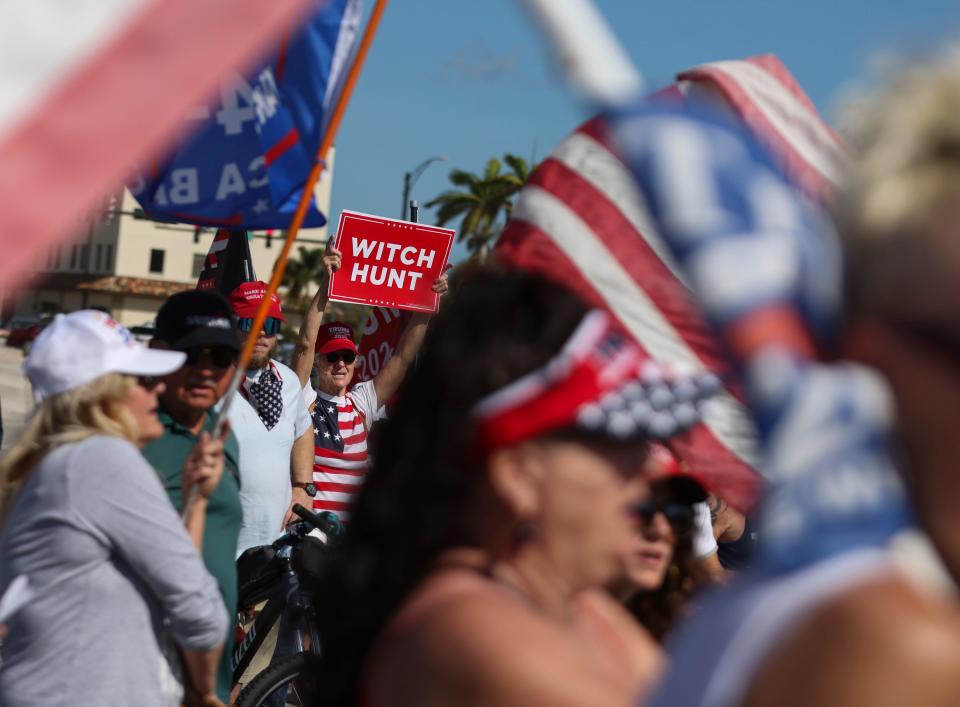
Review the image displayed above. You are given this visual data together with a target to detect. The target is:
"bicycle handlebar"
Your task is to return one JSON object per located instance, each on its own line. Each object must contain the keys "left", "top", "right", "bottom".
{"left": 291, "top": 504, "right": 344, "bottom": 538}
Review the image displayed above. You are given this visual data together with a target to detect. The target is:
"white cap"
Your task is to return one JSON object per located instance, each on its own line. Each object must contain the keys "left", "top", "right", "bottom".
{"left": 23, "top": 310, "right": 187, "bottom": 401}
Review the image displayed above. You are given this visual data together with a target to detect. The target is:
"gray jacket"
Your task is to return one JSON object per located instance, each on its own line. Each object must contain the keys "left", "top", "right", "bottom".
{"left": 0, "top": 435, "right": 227, "bottom": 707}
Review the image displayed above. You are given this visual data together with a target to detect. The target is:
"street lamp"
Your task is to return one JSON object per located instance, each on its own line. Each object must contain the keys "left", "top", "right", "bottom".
{"left": 402, "top": 155, "right": 447, "bottom": 221}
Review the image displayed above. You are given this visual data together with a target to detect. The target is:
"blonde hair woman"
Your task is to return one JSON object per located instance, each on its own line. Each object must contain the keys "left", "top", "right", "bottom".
{"left": 0, "top": 311, "right": 229, "bottom": 707}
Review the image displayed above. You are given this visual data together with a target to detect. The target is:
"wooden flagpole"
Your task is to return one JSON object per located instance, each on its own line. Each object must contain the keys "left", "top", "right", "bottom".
{"left": 183, "top": 0, "right": 390, "bottom": 518}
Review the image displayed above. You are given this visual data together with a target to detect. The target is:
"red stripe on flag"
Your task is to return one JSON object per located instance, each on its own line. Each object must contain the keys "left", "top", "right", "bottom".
{"left": 314, "top": 448, "right": 368, "bottom": 462}
{"left": 316, "top": 481, "right": 363, "bottom": 494}
{"left": 677, "top": 55, "right": 846, "bottom": 201}
{"left": 341, "top": 432, "right": 366, "bottom": 447}
{"left": 339, "top": 417, "right": 363, "bottom": 431}
{"left": 314, "top": 463, "right": 367, "bottom": 475}
{"left": 314, "top": 500, "right": 353, "bottom": 511}
{"left": 264, "top": 127, "right": 300, "bottom": 166}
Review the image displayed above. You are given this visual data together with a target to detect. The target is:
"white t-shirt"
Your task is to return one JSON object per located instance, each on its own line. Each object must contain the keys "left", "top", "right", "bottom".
{"left": 228, "top": 360, "right": 312, "bottom": 556}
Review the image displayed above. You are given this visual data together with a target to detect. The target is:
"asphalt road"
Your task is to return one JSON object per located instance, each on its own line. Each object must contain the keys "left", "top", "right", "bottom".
{"left": 0, "top": 343, "right": 33, "bottom": 451}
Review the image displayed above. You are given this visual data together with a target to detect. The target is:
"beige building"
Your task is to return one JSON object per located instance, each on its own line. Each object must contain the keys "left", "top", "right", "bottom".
{"left": 12, "top": 151, "right": 335, "bottom": 327}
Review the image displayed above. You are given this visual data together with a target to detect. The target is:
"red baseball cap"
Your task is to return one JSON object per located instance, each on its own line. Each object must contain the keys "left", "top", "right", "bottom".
{"left": 229, "top": 281, "right": 286, "bottom": 322}
{"left": 317, "top": 321, "right": 358, "bottom": 355}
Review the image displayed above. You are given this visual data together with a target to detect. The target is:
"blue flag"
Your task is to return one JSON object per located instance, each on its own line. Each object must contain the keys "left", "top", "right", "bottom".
{"left": 607, "top": 103, "right": 912, "bottom": 573}
{"left": 130, "top": 0, "right": 361, "bottom": 229}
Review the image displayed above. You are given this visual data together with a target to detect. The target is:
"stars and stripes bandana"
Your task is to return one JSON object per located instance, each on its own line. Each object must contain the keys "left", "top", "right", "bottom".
{"left": 249, "top": 367, "right": 283, "bottom": 430}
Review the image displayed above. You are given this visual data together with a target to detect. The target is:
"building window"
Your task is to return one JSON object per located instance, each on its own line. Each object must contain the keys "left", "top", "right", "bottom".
{"left": 104, "top": 245, "right": 114, "bottom": 272}
{"left": 70, "top": 245, "right": 78, "bottom": 270}
{"left": 95, "top": 244, "right": 103, "bottom": 272}
{"left": 80, "top": 245, "right": 89, "bottom": 272}
{"left": 192, "top": 253, "right": 206, "bottom": 279}
{"left": 149, "top": 249, "right": 165, "bottom": 274}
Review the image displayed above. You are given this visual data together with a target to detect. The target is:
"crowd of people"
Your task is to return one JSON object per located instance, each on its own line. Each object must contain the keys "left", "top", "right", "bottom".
{"left": 1, "top": 43, "right": 960, "bottom": 707}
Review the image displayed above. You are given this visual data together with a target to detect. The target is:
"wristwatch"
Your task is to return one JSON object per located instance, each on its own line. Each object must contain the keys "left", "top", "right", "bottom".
{"left": 293, "top": 481, "right": 318, "bottom": 497}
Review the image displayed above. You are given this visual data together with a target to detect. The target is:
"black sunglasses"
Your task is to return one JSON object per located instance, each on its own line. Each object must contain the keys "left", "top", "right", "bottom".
{"left": 324, "top": 351, "right": 357, "bottom": 364}
{"left": 137, "top": 375, "right": 161, "bottom": 390}
{"left": 631, "top": 500, "right": 695, "bottom": 526}
{"left": 238, "top": 316, "right": 283, "bottom": 336}
{"left": 184, "top": 345, "right": 237, "bottom": 368}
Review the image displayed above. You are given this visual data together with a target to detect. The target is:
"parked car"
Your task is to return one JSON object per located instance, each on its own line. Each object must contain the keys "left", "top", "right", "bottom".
{"left": 5, "top": 318, "right": 47, "bottom": 350}
{"left": 1, "top": 317, "right": 36, "bottom": 338}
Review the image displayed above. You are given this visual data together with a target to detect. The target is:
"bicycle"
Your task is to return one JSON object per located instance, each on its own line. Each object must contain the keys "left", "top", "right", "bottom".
{"left": 232, "top": 504, "right": 342, "bottom": 707}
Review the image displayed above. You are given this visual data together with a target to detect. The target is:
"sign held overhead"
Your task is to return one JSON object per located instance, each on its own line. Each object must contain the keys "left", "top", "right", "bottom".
{"left": 328, "top": 210, "right": 455, "bottom": 313}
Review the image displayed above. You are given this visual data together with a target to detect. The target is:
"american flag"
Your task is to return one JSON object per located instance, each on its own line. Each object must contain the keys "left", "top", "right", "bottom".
{"left": 196, "top": 228, "right": 256, "bottom": 296}
{"left": 494, "top": 55, "right": 847, "bottom": 511}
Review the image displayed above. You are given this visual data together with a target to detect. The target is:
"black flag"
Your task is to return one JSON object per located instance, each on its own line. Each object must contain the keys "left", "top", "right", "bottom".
{"left": 196, "top": 228, "right": 256, "bottom": 297}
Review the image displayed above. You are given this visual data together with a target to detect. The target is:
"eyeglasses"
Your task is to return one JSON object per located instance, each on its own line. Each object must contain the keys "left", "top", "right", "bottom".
{"left": 324, "top": 350, "right": 357, "bottom": 364}
{"left": 238, "top": 317, "right": 283, "bottom": 336}
{"left": 631, "top": 500, "right": 695, "bottom": 526}
{"left": 137, "top": 375, "right": 161, "bottom": 390}
{"left": 324, "top": 351, "right": 356, "bottom": 364}
{"left": 184, "top": 346, "right": 237, "bottom": 369}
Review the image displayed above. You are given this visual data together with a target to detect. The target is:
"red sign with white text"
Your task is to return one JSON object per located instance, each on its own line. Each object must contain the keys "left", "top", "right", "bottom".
{"left": 328, "top": 210, "right": 455, "bottom": 313}
{"left": 355, "top": 307, "right": 411, "bottom": 383}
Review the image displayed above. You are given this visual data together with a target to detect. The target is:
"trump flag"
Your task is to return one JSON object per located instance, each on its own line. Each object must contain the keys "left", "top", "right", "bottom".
{"left": 131, "top": 0, "right": 362, "bottom": 229}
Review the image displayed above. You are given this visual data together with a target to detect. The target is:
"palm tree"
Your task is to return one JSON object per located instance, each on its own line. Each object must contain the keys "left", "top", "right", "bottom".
{"left": 281, "top": 245, "right": 328, "bottom": 310}
{"left": 425, "top": 153, "right": 534, "bottom": 259}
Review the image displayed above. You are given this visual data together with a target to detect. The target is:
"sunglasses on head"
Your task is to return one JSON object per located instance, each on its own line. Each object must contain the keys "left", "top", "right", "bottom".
{"left": 184, "top": 345, "right": 237, "bottom": 368}
{"left": 631, "top": 500, "right": 695, "bottom": 526}
{"left": 324, "top": 351, "right": 356, "bottom": 364}
{"left": 238, "top": 317, "right": 283, "bottom": 336}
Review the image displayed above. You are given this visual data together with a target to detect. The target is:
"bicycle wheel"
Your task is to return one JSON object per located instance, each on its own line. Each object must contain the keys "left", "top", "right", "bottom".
{"left": 235, "top": 651, "right": 322, "bottom": 707}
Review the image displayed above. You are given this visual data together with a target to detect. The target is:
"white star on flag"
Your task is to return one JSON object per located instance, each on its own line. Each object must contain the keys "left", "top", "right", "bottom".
{"left": 334, "top": 435, "right": 341, "bottom": 441}
{"left": 252, "top": 198, "right": 270, "bottom": 214}
{"left": 326, "top": 406, "right": 335, "bottom": 413}
{"left": 323, "top": 431, "right": 331, "bottom": 439}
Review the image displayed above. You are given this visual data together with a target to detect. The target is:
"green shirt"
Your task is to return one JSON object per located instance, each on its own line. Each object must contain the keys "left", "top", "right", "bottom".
{"left": 141, "top": 406, "right": 242, "bottom": 702}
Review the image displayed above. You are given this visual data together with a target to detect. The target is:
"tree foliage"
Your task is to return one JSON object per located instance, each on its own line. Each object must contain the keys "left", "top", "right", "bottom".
{"left": 425, "top": 153, "right": 535, "bottom": 258}
{"left": 280, "top": 245, "right": 328, "bottom": 309}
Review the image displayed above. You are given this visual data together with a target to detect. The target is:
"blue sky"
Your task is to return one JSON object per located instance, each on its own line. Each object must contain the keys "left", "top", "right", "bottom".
{"left": 328, "top": 0, "right": 960, "bottom": 262}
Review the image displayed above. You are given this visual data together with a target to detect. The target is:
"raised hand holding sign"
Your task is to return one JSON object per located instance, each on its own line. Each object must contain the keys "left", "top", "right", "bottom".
{"left": 327, "top": 210, "right": 454, "bottom": 313}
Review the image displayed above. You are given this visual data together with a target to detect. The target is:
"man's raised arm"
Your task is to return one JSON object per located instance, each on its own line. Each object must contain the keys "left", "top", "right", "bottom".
{"left": 292, "top": 243, "right": 341, "bottom": 387}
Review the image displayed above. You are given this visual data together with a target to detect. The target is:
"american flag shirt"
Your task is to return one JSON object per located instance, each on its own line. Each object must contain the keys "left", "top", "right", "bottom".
{"left": 304, "top": 379, "right": 379, "bottom": 520}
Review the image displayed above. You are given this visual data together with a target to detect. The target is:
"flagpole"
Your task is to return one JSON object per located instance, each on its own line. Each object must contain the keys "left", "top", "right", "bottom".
{"left": 183, "top": 0, "right": 390, "bottom": 519}
{"left": 517, "top": 0, "right": 643, "bottom": 105}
